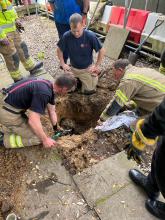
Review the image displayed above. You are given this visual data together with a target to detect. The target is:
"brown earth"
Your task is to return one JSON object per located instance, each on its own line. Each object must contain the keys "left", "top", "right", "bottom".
{"left": 0, "top": 15, "right": 155, "bottom": 219}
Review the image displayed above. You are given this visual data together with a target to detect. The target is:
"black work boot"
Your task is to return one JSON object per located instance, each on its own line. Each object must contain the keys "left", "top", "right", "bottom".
{"left": 129, "top": 169, "right": 160, "bottom": 199}
{"left": 29, "top": 62, "right": 43, "bottom": 75}
{"left": 145, "top": 199, "right": 165, "bottom": 219}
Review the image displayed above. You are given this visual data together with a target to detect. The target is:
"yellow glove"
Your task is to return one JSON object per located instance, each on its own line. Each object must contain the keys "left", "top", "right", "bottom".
{"left": 136, "top": 119, "right": 158, "bottom": 146}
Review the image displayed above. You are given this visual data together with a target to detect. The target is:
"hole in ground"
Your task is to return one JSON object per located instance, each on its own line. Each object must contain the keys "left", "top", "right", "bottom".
{"left": 55, "top": 69, "right": 131, "bottom": 175}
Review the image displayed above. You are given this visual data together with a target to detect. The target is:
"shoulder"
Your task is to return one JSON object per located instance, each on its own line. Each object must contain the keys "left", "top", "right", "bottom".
{"left": 84, "top": 30, "right": 97, "bottom": 38}
{"left": 63, "top": 30, "right": 72, "bottom": 39}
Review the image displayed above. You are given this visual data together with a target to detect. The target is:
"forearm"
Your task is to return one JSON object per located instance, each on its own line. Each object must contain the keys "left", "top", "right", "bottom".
{"left": 47, "top": 107, "right": 58, "bottom": 126}
{"left": 57, "top": 47, "right": 65, "bottom": 66}
{"left": 28, "top": 112, "right": 48, "bottom": 142}
{"left": 83, "top": 0, "right": 89, "bottom": 13}
{"left": 95, "top": 48, "right": 105, "bottom": 66}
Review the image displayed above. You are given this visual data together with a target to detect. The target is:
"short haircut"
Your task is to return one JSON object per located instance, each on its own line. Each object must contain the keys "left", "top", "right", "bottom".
{"left": 113, "top": 59, "right": 130, "bottom": 70}
{"left": 161, "top": 49, "right": 165, "bottom": 67}
{"left": 69, "top": 13, "right": 82, "bottom": 26}
{"left": 55, "top": 74, "right": 77, "bottom": 90}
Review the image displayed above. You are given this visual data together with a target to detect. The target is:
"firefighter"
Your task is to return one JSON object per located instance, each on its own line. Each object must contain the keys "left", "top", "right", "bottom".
{"left": 128, "top": 98, "right": 165, "bottom": 219}
{"left": 0, "top": 74, "right": 77, "bottom": 149}
{"left": 0, "top": 0, "right": 43, "bottom": 82}
{"left": 159, "top": 49, "right": 165, "bottom": 75}
{"left": 99, "top": 59, "right": 165, "bottom": 122}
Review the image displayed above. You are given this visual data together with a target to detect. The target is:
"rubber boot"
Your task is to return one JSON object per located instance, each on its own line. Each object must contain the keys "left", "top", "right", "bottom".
{"left": 129, "top": 169, "right": 160, "bottom": 199}
{"left": 145, "top": 199, "right": 165, "bottom": 219}
{"left": 29, "top": 62, "right": 43, "bottom": 75}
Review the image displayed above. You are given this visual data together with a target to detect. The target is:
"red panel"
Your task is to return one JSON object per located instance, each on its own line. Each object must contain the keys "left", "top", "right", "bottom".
{"left": 131, "top": 10, "right": 150, "bottom": 31}
{"left": 109, "top": 6, "right": 123, "bottom": 25}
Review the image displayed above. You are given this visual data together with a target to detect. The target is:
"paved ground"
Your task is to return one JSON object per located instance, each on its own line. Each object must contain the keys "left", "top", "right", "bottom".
{"left": 0, "top": 57, "right": 160, "bottom": 220}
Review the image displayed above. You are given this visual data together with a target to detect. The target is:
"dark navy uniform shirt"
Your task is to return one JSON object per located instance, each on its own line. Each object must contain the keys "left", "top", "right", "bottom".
{"left": 5, "top": 78, "right": 55, "bottom": 115}
{"left": 57, "top": 29, "right": 102, "bottom": 69}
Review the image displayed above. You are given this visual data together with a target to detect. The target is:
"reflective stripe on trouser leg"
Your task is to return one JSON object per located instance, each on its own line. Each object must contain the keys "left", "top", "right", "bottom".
{"left": 8, "top": 134, "right": 24, "bottom": 148}
{"left": 9, "top": 69, "right": 22, "bottom": 80}
{"left": 9, "top": 134, "right": 17, "bottom": 148}
{"left": 15, "top": 135, "right": 24, "bottom": 148}
{"left": 22, "top": 57, "right": 35, "bottom": 71}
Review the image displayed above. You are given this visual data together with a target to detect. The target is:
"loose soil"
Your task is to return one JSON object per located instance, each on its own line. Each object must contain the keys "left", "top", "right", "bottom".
{"left": 0, "top": 15, "right": 156, "bottom": 218}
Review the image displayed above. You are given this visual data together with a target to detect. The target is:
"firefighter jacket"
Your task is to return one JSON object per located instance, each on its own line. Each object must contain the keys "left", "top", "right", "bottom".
{"left": 0, "top": 0, "right": 18, "bottom": 39}
{"left": 142, "top": 98, "right": 165, "bottom": 139}
{"left": 100, "top": 65, "right": 165, "bottom": 121}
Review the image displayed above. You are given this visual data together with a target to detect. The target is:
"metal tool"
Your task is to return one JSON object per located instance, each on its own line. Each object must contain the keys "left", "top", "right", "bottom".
{"left": 52, "top": 129, "right": 73, "bottom": 140}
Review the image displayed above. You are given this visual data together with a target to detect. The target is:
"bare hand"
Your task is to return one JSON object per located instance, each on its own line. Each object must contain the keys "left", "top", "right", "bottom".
{"left": 88, "top": 65, "right": 100, "bottom": 75}
{"left": 43, "top": 137, "right": 56, "bottom": 148}
{"left": 0, "top": 38, "right": 10, "bottom": 46}
{"left": 62, "top": 64, "right": 71, "bottom": 72}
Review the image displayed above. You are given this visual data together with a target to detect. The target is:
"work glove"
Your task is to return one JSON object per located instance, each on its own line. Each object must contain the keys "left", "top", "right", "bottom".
{"left": 127, "top": 119, "right": 158, "bottom": 163}
{"left": 0, "top": 38, "right": 10, "bottom": 46}
{"left": 15, "top": 20, "right": 25, "bottom": 33}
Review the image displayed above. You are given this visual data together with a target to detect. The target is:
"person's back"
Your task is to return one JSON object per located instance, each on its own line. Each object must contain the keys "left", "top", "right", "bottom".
{"left": 53, "top": 0, "right": 81, "bottom": 25}
{"left": 123, "top": 65, "right": 165, "bottom": 112}
{"left": 4, "top": 77, "right": 54, "bottom": 114}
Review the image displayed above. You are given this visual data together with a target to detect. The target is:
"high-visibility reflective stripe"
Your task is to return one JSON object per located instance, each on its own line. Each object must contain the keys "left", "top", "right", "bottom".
{"left": 125, "top": 74, "right": 165, "bottom": 93}
{"left": 0, "top": 23, "right": 15, "bottom": 31}
{"left": 15, "top": 135, "right": 24, "bottom": 148}
{"left": 116, "top": 89, "right": 128, "bottom": 105}
{"left": 23, "top": 57, "right": 35, "bottom": 69}
{"left": 9, "top": 134, "right": 17, "bottom": 148}
{"left": 159, "top": 64, "right": 165, "bottom": 75}
{"left": 10, "top": 70, "right": 22, "bottom": 80}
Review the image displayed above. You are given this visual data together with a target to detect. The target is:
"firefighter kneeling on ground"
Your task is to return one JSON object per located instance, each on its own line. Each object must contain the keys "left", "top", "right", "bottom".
{"left": 127, "top": 98, "right": 165, "bottom": 219}
{"left": 0, "top": 0, "right": 43, "bottom": 82}
{"left": 0, "top": 74, "right": 77, "bottom": 149}
{"left": 99, "top": 59, "right": 165, "bottom": 123}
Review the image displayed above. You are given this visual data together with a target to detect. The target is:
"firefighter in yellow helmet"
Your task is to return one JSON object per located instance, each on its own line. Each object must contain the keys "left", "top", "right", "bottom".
{"left": 0, "top": 0, "right": 43, "bottom": 82}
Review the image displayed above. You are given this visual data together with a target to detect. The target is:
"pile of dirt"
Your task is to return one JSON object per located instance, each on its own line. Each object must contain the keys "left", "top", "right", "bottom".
{"left": 57, "top": 127, "right": 130, "bottom": 175}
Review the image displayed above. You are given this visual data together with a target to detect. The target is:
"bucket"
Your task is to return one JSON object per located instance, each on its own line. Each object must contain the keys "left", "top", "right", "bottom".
{"left": 6, "top": 213, "right": 17, "bottom": 220}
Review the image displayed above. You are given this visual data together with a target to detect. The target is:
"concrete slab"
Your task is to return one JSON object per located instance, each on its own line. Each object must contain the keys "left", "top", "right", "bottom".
{"left": 20, "top": 149, "right": 89, "bottom": 220}
{"left": 104, "top": 26, "right": 129, "bottom": 60}
{"left": 73, "top": 151, "right": 137, "bottom": 208}
{"left": 94, "top": 184, "right": 157, "bottom": 220}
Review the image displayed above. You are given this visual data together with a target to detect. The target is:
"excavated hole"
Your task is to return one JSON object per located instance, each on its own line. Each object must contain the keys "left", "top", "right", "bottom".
{"left": 54, "top": 69, "right": 131, "bottom": 175}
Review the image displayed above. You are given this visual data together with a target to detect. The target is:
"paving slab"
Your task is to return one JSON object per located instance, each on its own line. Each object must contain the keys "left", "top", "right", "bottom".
{"left": 73, "top": 151, "right": 161, "bottom": 220}
{"left": 95, "top": 184, "right": 157, "bottom": 220}
{"left": 20, "top": 149, "right": 89, "bottom": 220}
{"left": 104, "top": 26, "right": 129, "bottom": 59}
{"left": 73, "top": 151, "right": 137, "bottom": 208}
